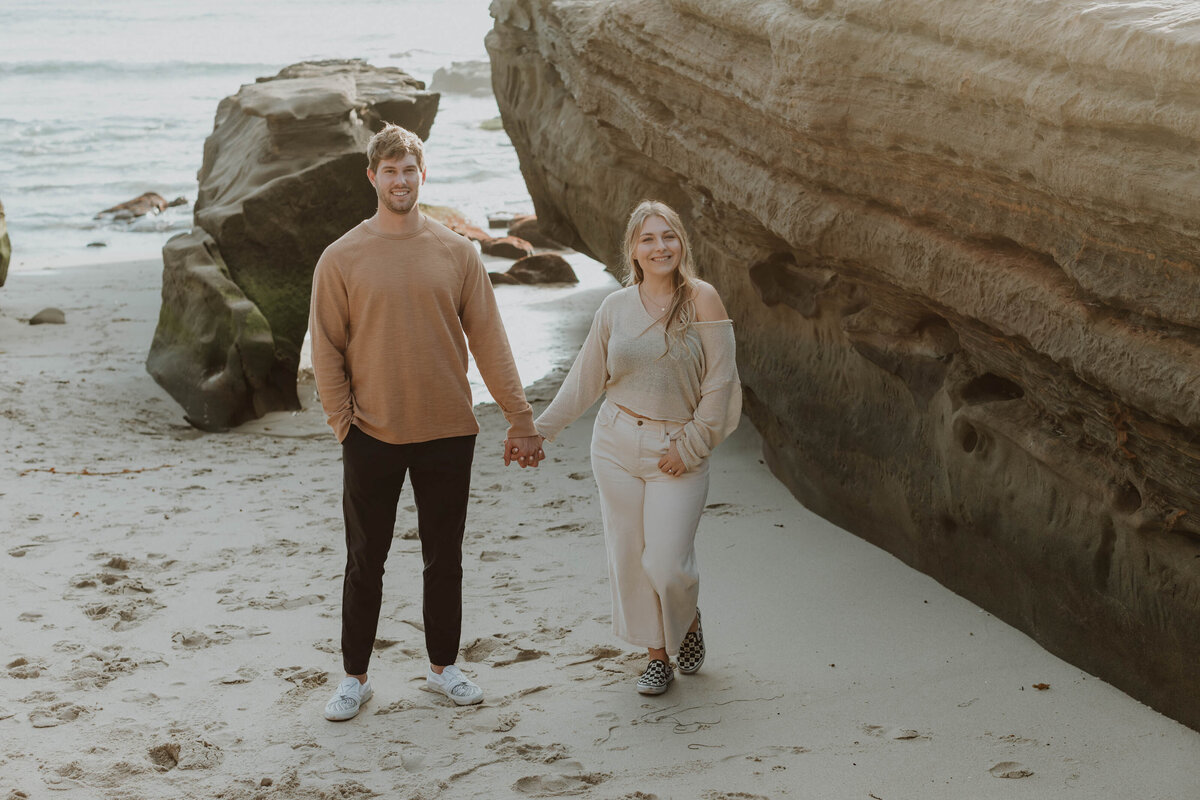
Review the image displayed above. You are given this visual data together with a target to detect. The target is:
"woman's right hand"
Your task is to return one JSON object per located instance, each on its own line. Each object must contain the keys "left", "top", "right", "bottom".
{"left": 658, "top": 440, "right": 687, "bottom": 477}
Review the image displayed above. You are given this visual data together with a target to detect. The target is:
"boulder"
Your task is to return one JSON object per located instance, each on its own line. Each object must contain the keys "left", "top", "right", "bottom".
{"left": 148, "top": 59, "right": 439, "bottom": 430}
{"left": 148, "top": 230, "right": 286, "bottom": 429}
{"left": 430, "top": 60, "right": 493, "bottom": 95}
{"left": 487, "top": 211, "right": 526, "bottom": 229}
{"left": 0, "top": 197, "right": 9, "bottom": 287}
{"left": 505, "top": 253, "right": 577, "bottom": 284}
{"left": 29, "top": 307, "right": 65, "bottom": 325}
{"left": 488, "top": 0, "right": 1200, "bottom": 729}
{"left": 421, "top": 204, "right": 490, "bottom": 242}
{"left": 480, "top": 236, "right": 534, "bottom": 260}
{"left": 508, "top": 216, "right": 563, "bottom": 249}
{"left": 488, "top": 271, "right": 522, "bottom": 286}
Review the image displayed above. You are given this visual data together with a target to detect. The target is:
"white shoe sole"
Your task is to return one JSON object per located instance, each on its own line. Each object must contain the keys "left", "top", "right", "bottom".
{"left": 636, "top": 676, "right": 674, "bottom": 695}
{"left": 424, "top": 681, "right": 484, "bottom": 706}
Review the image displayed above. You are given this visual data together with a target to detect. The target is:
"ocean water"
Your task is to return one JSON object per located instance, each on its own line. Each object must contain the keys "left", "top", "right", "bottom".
{"left": 0, "top": 0, "right": 617, "bottom": 401}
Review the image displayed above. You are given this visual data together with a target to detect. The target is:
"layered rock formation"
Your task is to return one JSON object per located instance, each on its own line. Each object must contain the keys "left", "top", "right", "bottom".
{"left": 488, "top": 0, "right": 1200, "bottom": 728}
{"left": 148, "top": 60, "right": 438, "bottom": 429}
{"left": 0, "top": 197, "right": 10, "bottom": 287}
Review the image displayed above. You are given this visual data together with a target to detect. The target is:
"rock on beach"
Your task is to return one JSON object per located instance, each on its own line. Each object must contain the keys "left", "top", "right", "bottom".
{"left": 147, "top": 59, "right": 439, "bottom": 431}
{"left": 487, "top": 0, "right": 1200, "bottom": 730}
{"left": 505, "top": 253, "right": 577, "bottom": 284}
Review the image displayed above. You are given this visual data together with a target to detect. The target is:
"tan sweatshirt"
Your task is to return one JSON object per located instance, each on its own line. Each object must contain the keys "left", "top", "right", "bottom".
{"left": 534, "top": 285, "right": 741, "bottom": 469}
{"left": 309, "top": 218, "right": 536, "bottom": 444}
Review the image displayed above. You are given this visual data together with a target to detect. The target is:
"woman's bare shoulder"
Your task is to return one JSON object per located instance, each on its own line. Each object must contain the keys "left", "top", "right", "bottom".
{"left": 690, "top": 280, "right": 729, "bottom": 322}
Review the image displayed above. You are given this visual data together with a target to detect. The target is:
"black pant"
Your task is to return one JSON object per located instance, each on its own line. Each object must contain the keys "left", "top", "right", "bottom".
{"left": 340, "top": 426, "right": 476, "bottom": 674}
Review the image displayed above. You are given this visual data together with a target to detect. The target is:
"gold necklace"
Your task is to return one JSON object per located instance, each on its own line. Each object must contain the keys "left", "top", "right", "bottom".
{"left": 640, "top": 285, "right": 672, "bottom": 312}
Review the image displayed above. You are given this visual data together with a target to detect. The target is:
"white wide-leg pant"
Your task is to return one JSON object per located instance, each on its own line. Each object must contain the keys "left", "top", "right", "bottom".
{"left": 590, "top": 400, "right": 710, "bottom": 655}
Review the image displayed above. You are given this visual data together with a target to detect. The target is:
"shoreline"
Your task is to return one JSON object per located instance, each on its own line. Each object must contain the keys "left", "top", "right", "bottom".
{"left": 1, "top": 256, "right": 1198, "bottom": 798}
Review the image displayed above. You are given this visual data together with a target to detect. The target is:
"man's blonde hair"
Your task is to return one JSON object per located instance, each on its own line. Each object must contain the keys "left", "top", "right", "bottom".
{"left": 367, "top": 123, "right": 425, "bottom": 172}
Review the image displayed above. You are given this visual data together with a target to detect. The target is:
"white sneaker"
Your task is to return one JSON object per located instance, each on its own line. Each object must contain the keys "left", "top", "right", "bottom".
{"left": 426, "top": 664, "right": 483, "bottom": 706}
{"left": 324, "top": 676, "right": 373, "bottom": 721}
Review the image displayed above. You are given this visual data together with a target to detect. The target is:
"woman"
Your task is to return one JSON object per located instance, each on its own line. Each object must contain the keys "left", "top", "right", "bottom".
{"left": 534, "top": 200, "right": 741, "bottom": 694}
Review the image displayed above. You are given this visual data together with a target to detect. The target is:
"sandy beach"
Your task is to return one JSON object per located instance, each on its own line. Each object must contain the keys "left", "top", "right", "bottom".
{"left": 1, "top": 256, "right": 1198, "bottom": 799}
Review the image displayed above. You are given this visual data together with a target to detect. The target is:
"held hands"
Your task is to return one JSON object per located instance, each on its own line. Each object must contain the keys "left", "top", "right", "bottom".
{"left": 659, "top": 440, "right": 687, "bottom": 477}
{"left": 504, "top": 435, "right": 546, "bottom": 468}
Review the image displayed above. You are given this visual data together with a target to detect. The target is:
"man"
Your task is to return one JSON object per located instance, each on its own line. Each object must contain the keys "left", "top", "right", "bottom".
{"left": 309, "top": 124, "right": 544, "bottom": 720}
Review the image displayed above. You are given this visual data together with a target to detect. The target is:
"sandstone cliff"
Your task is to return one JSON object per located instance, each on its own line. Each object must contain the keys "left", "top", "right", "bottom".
{"left": 487, "top": 0, "right": 1200, "bottom": 728}
{"left": 148, "top": 60, "right": 438, "bottom": 430}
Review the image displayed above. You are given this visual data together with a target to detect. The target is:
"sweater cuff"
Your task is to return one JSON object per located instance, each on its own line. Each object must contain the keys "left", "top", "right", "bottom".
{"left": 504, "top": 408, "right": 539, "bottom": 440}
{"left": 674, "top": 427, "right": 709, "bottom": 471}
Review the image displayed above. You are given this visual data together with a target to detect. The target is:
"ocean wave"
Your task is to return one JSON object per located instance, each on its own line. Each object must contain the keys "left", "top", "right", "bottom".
{"left": 0, "top": 60, "right": 282, "bottom": 77}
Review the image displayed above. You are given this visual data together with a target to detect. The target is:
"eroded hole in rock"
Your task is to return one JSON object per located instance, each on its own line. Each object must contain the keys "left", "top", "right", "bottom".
{"left": 1113, "top": 482, "right": 1143, "bottom": 514}
{"left": 962, "top": 373, "right": 1025, "bottom": 405}
{"left": 954, "top": 419, "right": 979, "bottom": 453}
{"left": 915, "top": 315, "right": 959, "bottom": 360}
{"left": 748, "top": 252, "right": 833, "bottom": 318}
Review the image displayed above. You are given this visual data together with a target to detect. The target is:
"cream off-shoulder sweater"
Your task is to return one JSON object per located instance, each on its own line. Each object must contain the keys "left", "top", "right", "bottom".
{"left": 535, "top": 285, "right": 741, "bottom": 470}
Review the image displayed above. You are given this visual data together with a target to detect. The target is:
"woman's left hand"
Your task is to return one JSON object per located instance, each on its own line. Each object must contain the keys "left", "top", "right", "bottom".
{"left": 659, "top": 441, "right": 687, "bottom": 477}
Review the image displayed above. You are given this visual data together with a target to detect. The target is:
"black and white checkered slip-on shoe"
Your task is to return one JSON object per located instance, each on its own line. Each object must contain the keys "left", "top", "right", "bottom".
{"left": 636, "top": 659, "right": 674, "bottom": 695}
{"left": 677, "top": 609, "right": 705, "bottom": 674}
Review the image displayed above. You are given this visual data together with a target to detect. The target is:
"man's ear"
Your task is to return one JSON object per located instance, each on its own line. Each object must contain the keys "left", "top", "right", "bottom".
{"left": 421, "top": 169, "right": 427, "bottom": 184}
{"left": 366, "top": 167, "right": 376, "bottom": 187}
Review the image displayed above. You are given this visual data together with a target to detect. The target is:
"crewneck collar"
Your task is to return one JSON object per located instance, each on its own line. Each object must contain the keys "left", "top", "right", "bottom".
{"left": 361, "top": 216, "right": 428, "bottom": 240}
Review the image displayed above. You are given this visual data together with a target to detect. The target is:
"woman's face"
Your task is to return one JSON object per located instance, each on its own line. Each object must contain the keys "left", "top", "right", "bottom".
{"left": 634, "top": 215, "right": 682, "bottom": 281}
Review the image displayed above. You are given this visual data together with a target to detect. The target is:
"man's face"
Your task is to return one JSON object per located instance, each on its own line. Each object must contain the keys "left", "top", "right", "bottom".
{"left": 368, "top": 154, "right": 424, "bottom": 216}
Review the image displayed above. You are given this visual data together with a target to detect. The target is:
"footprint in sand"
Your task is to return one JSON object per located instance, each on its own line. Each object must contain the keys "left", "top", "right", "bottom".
{"left": 171, "top": 629, "right": 234, "bottom": 649}
{"left": 989, "top": 761, "right": 1034, "bottom": 779}
{"left": 513, "top": 764, "right": 608, "bottom": 797}
{"left": 546, "top": 523, "right": 586, "bottom": 534}
{"left": 249, "top": 592, "right": 325, "bottom": 610}
{"left": 462, "top": 634, "right": 548, "bottom": 667}
{"left": 565, "top": 646, "right": 624, "bottom": 666}
{"left": 488, "top": 736, "right": 570, "bottom": 764}
{"left": 728, "top": 745, "right": 811, "bottom": 762}
{"left": 148, "top": 739, "right": 223, "bottom": 771}
{"left": 67, "top": 646, "right": 155, "bottom": 689}
{"left": 862, "top": 723, "right": 929, "bottom": 741}
{"left": 274, "top": 667, "right": 330, "bottom": 705}
{"left": 463, "top": 637, "right": 505, "bottom": 662}
{"left": 81, "top": 596, "right": 164, "bottom": 630}
{"left": 70, "top": 555, "right": 164, "bottom": 630}
{"left": 566, "top": 647, "right": 640, "bottom": 684}
{"left": 28, "top": 700, "right": 91, "bottom": 728}
{"left": 217, "top": 666, "right": 259, "bottom": 685}
{"left": 495, "top": 648, "right": 548, "bottom": 667}
{"left": 6, "top": 657, "right": 45, "bottom": 679}
{"left": 374, "top": 698, "right": 425, "bottom": 715}
{"left": 703, "top": 502, "right": 745, "bottom": 517}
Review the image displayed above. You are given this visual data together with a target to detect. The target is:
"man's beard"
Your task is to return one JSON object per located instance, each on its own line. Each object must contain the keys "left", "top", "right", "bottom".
{"left": 381, "top": 188, "right": 417, "bottom": 215}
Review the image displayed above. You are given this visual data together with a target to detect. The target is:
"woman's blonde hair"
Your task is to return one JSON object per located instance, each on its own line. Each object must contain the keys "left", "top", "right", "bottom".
{"left": 622, "top": 200, "right": 697, "bottom": 340}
